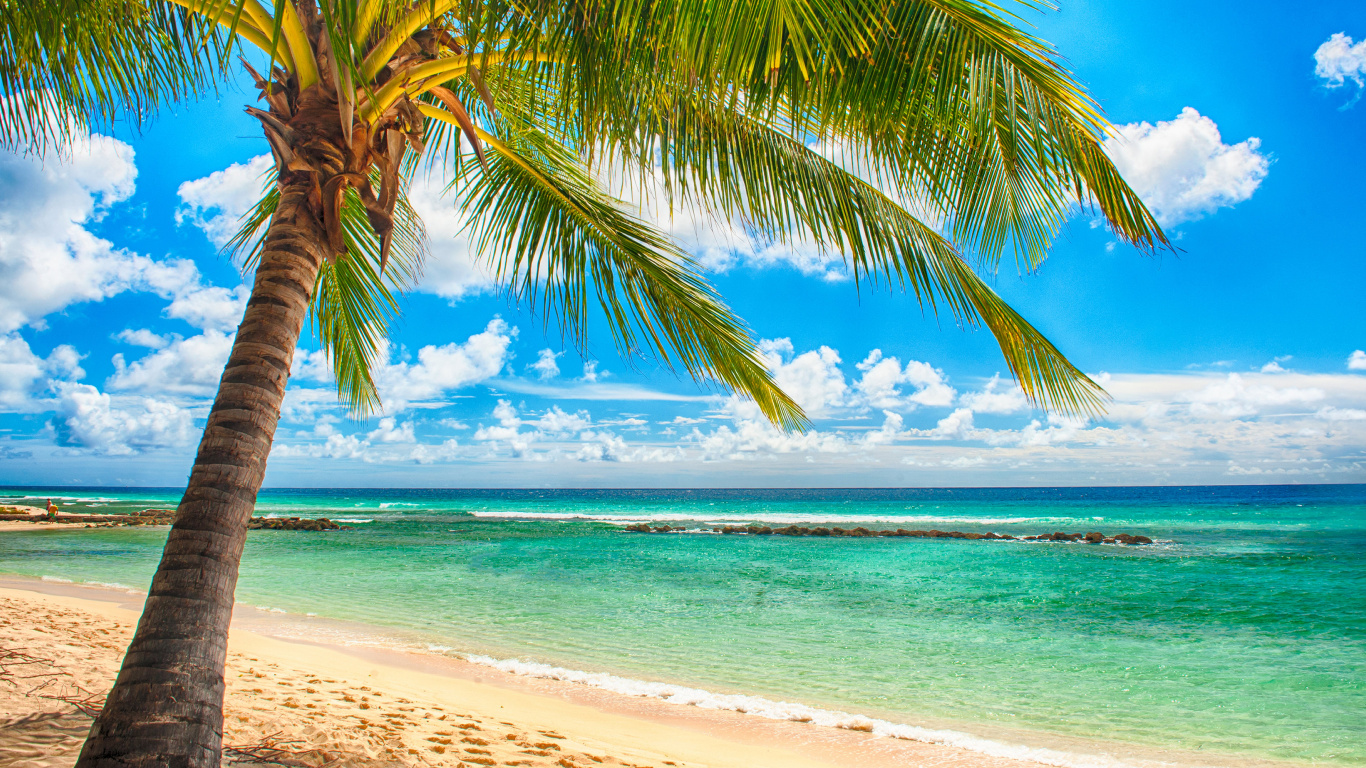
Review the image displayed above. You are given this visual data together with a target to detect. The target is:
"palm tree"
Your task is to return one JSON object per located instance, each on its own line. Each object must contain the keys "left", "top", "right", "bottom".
{"left": 4, "top": 1, "right": 1167, "bottom": 765}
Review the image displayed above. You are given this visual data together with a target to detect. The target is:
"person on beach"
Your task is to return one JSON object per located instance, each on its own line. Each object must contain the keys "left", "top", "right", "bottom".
{"left": 46, "top": 499, "right": 58, "bottom": 518}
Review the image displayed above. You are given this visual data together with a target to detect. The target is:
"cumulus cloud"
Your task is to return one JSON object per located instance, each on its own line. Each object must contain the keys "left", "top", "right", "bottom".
{"left": 1317, "top": 406, "right": 1366, "bottom": 422}
{"left": 49, "top": 382, "right": 195, "bottom": 455}
{"left": 405, "top": 164, "right": 494, "bottom": 300}
{"left": 854, "top": 350, "right": 955, "bottom": 409}
{"left": 107, "top": 330, "right": 233, "bottom": 396}
{"left": 367, "top": 417, "right": 416, "bottom": 443}
{"left": 760, "top": 338, "right": 848, "bottom": 415}
{"left": 409, "top": 438, "right": 462, "bottom": 464}
{"left": 253, "top": 353, "right": 1366, "bottom": 479}
{"left": 535, "top": 406, "right": 593, "bottom": 434}
{"left": 689, "top": 398, "right": 851, "bottom": 459}
{"left": 1104, "top": 108, "right": 1269, "bottom": 226}
{"left": 176, "top": 154, "right": 273, "bottom": 247}
{"left": 0, "top": 128, "right": 146, "bottom": 332}
{"left": 1314, "top": 33, "right": 1366, "bottom": 98}
{"left": 116, "top": 329, "right": 170, "bottom": 349}
{"left": 1180, "top": 372, "right": 1324, "bottom": 418}
{"left": 0, "top": 130, "right": 254, "bottom": 407}
{"left": 473, "top": 400, "right": 533, "bottom": 456}
{"left": 290, "top": 348, "right": 333, "bottom": 383}
{"left": 959, "top": 375, "right": 1030, "bottom": 414}
{"left": 530, "top": 348, "right": 561, "bottom": 379}
{"left": 100, "top": 259, "right": 252, "bottom": 398}
{"left": 0, "top": 335, "right": 83, "bottom": 410}
{"left": 1349, "top": 350, "right": 1366, "bottom": 370}
{"left": 378, "top": 318, "right": 514, "bottom": 407}
{"left": 751, "top": 340, "right": 955, "bottom": 416}
{"left": 928, "top": 407, "right": 976, "bottom": 440}
{"left": 467, "top": 400, "right": 667, "bottom": 462}
{"left": 178, "top": 155, "right": 495, "bottom": 301}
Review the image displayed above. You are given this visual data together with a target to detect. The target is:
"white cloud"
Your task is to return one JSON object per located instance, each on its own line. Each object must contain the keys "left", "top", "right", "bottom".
{"left": 410, "top": 438, "right": 462, "bottom": 464}
{"left": 406, "top": 165, "right": 494, "bottom": 300}
{"left": 1317, "top": 406, "right": 1366, "bottom": 421}
{"left": 175, "top": 154, "right": 273, "bottom": 247}
{"left": 116, "top": 329, "right": 170, "bottom": 349}
{"left": 854, "top": 350, "right": 955, "bottom": 409}
{"left": 290, "top": 348, "right": 333, "bottom": 383}
{"left": 464, "top": 400, "right": 674, "bottom": 463}
{"left": 571, "top": 430, "right": 631, "bottom": 462}
{"left": 862, "top": 411, "right": 905, "bottom": 446}
{"left": 1180, "top": 372, "right": 1324, "bottom": 418}
{"left": 0, "top": 335, "right": 83, "bottom": 410}
{"left": 49, "top": 382, "right": 195, "bottom": 455}
{"left": 760, "top": 338, "right": 848, "bottom": 415}
{"left": 690, "top": 398, "right": 852, "bottom": 459}
{"left": 928, "top": 408, "right": 976, "bottom": 440}
{"left": 121, "top": 256, "right": 248, "bottom": 333}
{"left": 535, "top": 406, "right": 593, "bottom": 434}
{"left": 367, "top": 417, "right": 415, "bottom": 443}
{"left": 278, "top": 387, "right": 340, "bottom": 423}
{"left": 1314, "top": 33, "right": 1366, "bottom": 92}
{"left": 178, "top": 155, "right": 495, "bottom": 302}
{"left": 474, "top": 399, "right": 531, "bottom": 455}
{"left": 1260, "top": 356, "right": 1294, "bottom": 373}
{"left": 0, "top": 128, "right": 148, "bottom": 332}
{"left": 986, "top": 413, "right": 1089, "bottom": 448}
{"left": 1105, "top": 107, "right": 1269, "bottom": 226}
{"left": 580, "top": 360, "right": 602, "bottom": 383}
{"left": 378, "top": 318, "right": 514, "bottom": 407}
{"left": 959, "top": 375, "right": 1030, "bottom": 414}
{"left": 530, "top": 348, "right": 561, "bottom": 379}
{"left": 1349, "top": 350, "right": 1366, "bottom": 370}
{"left": 107, "top": 329, "right": 234, "bottom": 396}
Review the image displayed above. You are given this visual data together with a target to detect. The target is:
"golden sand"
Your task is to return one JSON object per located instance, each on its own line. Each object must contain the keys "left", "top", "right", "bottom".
{"left": 0, "top": 581, "right": 1048, "bottom": 768}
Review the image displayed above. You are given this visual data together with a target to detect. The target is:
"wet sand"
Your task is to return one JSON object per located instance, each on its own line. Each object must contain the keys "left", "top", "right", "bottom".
{"left": 0, "top": 578, "right": 1055, "bottom": 768}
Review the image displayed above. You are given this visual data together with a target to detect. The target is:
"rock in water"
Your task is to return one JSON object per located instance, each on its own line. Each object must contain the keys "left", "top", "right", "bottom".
{"left": 248, "top": 517, "right": 341, "bottom": 531}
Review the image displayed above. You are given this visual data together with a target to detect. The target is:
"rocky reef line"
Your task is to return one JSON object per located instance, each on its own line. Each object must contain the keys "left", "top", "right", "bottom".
{"left": 624, "top": 523, "right": 1154, "bottom": 545}
{"left": 1, "top": 509, "right": 347, "bottom": 531}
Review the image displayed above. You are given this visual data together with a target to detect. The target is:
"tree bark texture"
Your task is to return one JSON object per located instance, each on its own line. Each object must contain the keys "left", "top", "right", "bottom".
{"left": 76, "top": 171, "right": 328, "bottom": 768}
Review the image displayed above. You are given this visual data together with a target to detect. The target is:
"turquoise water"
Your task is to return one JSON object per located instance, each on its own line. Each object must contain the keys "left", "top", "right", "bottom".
{"left": 2, "top": 486, "right": 1363, "bottom": 767}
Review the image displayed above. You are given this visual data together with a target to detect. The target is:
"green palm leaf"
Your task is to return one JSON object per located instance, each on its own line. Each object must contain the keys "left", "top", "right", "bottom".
{"left": 0, "top": 0, "right": 226, "bottom": 149}
{"left": 229, "top": 170, "right": 427, "bottom": 417}
{"left": 450, "top": 118, "right": 808, "bottom": 430}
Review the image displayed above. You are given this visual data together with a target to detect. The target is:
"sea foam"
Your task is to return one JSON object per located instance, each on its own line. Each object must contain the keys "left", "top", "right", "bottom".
{"left": 459, "top": 654, "right": 1142, "bottom": 768}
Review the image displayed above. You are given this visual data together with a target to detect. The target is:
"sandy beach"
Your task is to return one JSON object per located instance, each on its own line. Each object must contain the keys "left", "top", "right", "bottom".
{"left": 0, "top": 577, "right": 1058, "bottom": 768}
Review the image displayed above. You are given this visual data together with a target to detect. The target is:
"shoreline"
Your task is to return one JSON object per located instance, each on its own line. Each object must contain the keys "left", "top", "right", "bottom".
{"left": 0, "top": 575, "right": 1316, "bottom": 768}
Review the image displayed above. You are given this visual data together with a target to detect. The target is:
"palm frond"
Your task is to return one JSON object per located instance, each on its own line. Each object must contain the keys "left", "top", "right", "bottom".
{"left": 441, "top": 113, "right": 808, "bottom": 431}
{"left": 631, "top": 93, "right": 1106, "bottom": 416}
{"left": 510, "top": 0, "right": 1168, "bottom": 272}
{"left": 0, "top": 0, "right": 228, "bottom": 149}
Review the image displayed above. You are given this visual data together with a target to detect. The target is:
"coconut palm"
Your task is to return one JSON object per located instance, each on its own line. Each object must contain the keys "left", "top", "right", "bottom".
{"left": 4, "top": 0, "right": 1167, "bottom": 765}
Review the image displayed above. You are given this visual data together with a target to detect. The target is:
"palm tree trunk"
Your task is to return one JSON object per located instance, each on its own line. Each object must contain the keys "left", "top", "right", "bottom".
{"left": 76, "top": 169, "right": 328, "bottom": 768}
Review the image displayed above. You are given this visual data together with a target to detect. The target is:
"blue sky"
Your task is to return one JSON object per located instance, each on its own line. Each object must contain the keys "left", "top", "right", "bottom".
{"left": 1, "top": 0, "right": 1364, "bottom": 488}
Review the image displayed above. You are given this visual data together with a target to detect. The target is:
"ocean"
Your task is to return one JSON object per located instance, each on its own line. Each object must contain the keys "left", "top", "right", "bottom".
{"left": 2, "top": 485, "right": 1362, "bottom": 768}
